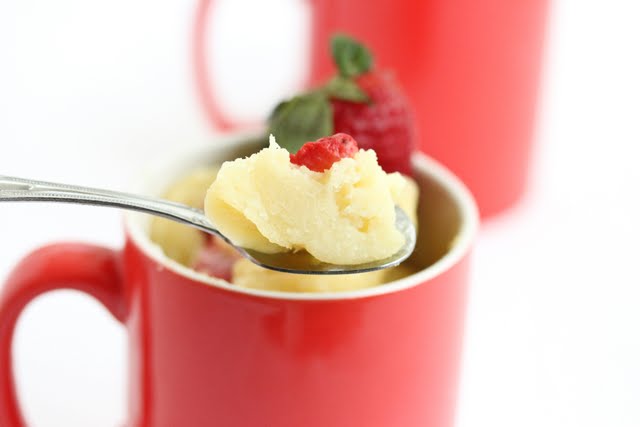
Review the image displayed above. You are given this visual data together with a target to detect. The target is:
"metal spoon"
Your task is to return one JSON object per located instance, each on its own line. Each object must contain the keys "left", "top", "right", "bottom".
{"left": 0, "top": 175, "right": 416, "bottom": 275}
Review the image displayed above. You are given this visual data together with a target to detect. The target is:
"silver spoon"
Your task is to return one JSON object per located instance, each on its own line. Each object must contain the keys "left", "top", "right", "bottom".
{"left": 0, "top": 175, "right": 416, "bottom": 275}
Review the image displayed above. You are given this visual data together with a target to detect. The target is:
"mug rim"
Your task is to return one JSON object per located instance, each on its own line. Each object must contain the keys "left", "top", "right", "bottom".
{"left": 124, "top": 137, "right": 479, "bottom": 301}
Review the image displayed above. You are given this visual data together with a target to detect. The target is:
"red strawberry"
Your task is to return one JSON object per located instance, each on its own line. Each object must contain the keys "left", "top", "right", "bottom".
{"left": 192, "top": 236, "right": 241, "bottom": 282}
{"left": 268, "top": 34, "right": 415, "bottom": 175}
{"left": 331, "top": 71, "right": 416, "bottom": 176}
{"left": 290, "top": 133, "right": 358, "bottom": 172}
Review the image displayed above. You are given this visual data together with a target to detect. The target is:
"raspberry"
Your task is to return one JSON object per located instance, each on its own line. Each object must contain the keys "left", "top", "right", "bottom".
{"left": 290, "top": 133, "right": 359, "bottom": 172}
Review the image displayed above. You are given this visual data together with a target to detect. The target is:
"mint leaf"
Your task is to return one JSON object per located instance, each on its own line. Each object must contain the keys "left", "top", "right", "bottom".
{"left": 268, "top": 92, "right": 333, "bottom": 153}
{"left": 331, "top": 34, "right": 373, "bottom": 78}
{"left": 324, "top": 76, "right": 370, "bottom": 103}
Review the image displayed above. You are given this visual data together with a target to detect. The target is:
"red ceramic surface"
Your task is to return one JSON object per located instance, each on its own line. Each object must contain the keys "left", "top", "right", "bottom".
{"left": 308, "top": 0, "right": 549, "bottom": 218}
{"left": 194, "top": 0, "right": 549, "bottom": 218}
{"left": 0, "top": 144, "right": 478, "bottom": 427}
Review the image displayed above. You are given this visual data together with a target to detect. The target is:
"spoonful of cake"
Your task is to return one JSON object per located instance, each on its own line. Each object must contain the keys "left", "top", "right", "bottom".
{"left": 0, "top": 135, "right": 416, "bottom": 275}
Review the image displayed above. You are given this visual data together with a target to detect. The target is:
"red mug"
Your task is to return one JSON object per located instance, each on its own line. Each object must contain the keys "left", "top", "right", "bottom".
{"left": 194, "top": 0, "right": 549, "bottom": 218}
{"left": 0, "top": 134, "right": 478, "bottom": 427}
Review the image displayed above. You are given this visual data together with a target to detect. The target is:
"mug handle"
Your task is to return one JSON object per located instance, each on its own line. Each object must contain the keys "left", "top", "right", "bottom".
{"left": 193, "top": 0, "right": 312, "bottom": 131}
{"left": 194, "top": 0, "right": 246, "bottom": 131}
{"left": 0, "top": 243, "right": 126, "bottom": 427}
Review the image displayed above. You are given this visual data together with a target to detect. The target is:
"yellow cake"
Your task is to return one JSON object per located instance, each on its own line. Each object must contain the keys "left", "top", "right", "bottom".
{"left": 150, "top": 137, "right": 420, "bottom": 292}
{"left": 205, "top": 136, "right": 416, "bottom": 265}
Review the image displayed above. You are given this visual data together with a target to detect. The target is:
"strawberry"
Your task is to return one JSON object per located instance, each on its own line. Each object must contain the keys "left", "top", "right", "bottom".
{"left": 331, "top": 71, "right": 416, "bottom": 175}
{"left": 290, "top": 133, "right": 358, "bottom": 172}
{"left": 268, "top": 34, "right": 416, "bottom": 176}
{"left": 192, "top": 236, "right": 241, "bottom": 282}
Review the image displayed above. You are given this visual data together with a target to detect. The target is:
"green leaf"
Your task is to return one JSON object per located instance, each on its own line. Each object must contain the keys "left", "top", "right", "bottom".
{"left": 324, "top": 76, "right": 370, "bottom": 103}
{"left": 267, "top": 92, "right": 333, "bottom": 153}
{"left": 331, "top": 34, "right": 373, "bottom": 78}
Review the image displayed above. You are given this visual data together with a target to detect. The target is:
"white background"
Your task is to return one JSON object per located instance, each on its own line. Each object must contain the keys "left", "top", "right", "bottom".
{"left": 1, "top": 0, "right": 639, "bottom": 426}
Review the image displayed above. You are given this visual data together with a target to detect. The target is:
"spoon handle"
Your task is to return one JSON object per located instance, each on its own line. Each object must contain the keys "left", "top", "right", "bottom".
{"left": 0, "top": 175, "right": 219, "bottom": 236}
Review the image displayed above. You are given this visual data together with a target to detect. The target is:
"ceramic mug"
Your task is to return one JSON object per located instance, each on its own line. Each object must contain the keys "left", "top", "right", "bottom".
{"left": 0, "top": 135, "right": 478, "bottom": 427}
{"left": 194, "top": 0, "right": 549, "bottom": 218}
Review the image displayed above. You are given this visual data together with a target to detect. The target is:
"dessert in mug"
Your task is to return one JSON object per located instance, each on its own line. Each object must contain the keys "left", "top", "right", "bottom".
{"left": 151, "top": 35, "right": 419, "bottom": 292}
{"left": 206, "top": 134, "right": 414, "bottom": 265}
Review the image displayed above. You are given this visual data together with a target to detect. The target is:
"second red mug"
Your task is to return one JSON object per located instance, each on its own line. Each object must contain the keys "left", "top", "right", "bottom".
{"left": 308, "top": 0, "right": 550, "bottom": 218}
{"left": 194, "top": 0, "right": 549, "bottom": 218}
